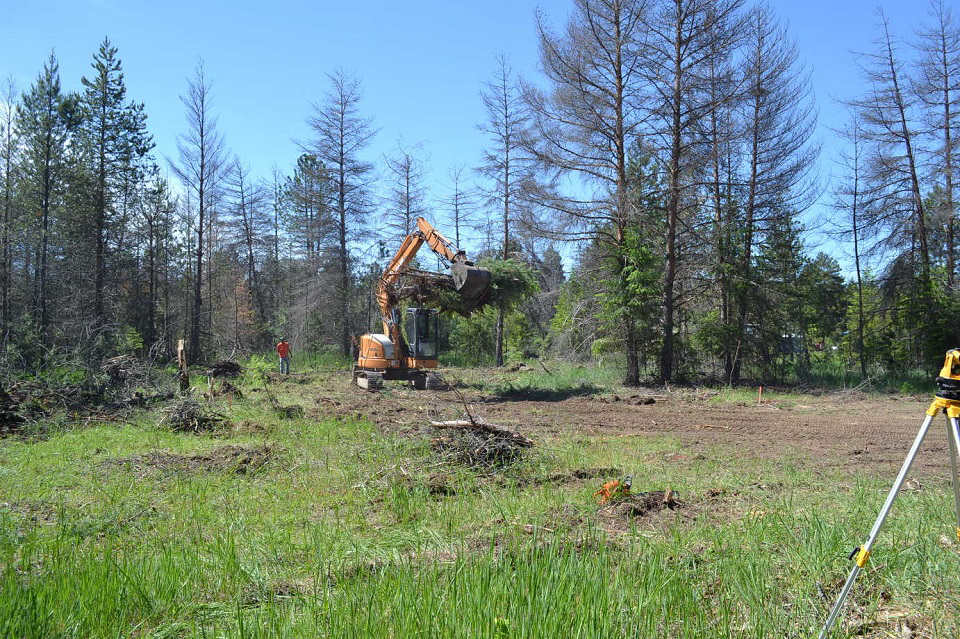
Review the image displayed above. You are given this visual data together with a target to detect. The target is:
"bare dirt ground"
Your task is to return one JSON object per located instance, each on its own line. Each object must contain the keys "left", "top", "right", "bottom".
{"left": 304, "top": 370, "right": 954, "bottom": 477}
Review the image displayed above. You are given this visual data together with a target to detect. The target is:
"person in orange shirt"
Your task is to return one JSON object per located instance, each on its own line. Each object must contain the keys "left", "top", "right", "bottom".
{"left": 276, "top": 338, "right": 291, "bottom": 374}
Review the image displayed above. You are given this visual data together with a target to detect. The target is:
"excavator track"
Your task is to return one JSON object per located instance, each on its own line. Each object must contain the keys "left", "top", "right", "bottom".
{"left": 353, "top": 367, "right": 383, "bottom": 391}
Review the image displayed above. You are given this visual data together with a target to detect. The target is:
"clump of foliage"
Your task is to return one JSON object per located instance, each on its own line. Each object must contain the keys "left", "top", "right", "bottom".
{"left": 411, "top": 258, "right": 539, "bottom": 318}
{"left": 442, "top": 259, "right": 541, "bottom": 365}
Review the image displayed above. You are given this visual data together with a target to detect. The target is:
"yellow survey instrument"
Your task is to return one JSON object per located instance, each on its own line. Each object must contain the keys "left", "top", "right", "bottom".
{"left": 818, "top": 349, "right": 960, "bottom": 638}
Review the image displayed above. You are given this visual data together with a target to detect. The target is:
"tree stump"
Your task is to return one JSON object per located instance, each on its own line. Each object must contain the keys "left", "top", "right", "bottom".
{"left": 177, "top": 339, "right": 190, "bottom": 394}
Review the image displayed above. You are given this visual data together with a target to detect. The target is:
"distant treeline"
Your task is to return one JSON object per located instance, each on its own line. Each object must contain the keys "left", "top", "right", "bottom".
{"left": 1, "top": 1, "right": 959, "bottom": 385}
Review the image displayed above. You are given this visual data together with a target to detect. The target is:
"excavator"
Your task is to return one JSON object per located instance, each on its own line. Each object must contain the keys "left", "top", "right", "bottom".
{"left": 353, "top": 217, "right": 491, "bottom": 390}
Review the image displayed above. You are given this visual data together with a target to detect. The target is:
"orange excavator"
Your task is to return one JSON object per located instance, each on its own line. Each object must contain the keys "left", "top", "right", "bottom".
{"left": 353, "top": 217, "right": 491, "bottom": 390}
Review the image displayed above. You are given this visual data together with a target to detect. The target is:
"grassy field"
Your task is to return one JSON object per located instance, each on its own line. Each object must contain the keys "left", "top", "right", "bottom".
{"left": 1, "top": 362, "right": 958, "bottom": 638}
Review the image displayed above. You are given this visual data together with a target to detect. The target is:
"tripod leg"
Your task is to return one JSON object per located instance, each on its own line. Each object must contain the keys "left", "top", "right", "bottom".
{"left": 949, "top": 417, "right": 960, "bottom": 542}
{"left": 819, "top": 412, "right": 936, "bottom": 639}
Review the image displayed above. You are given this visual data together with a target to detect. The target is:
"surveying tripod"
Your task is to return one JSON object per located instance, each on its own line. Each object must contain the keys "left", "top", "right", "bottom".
{"left": 818, "top": 349, "right": 960, "bottom": 638}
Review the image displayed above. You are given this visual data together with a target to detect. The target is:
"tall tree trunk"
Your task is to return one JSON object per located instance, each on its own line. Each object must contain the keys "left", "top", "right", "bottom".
{"left": 38, "top": 133, "right": 52, "bottom": 346}
{"left": 192, "top": 171, "right": 204, "bottom": 363}
{"left": 94, "top": 103, "right": 107, "bottom": 324}
{"left": 733, "top": 89, "right": 763, "bottom": 384}
{"left": 660, "top": 18, "right": 682, "bottom": 384}
{"left": 496, "top": 149, "right": 509, "bottom": 368}
{"left": 338, "top": 160, "right": 350, "bottom": 357}
{"left": 853, "top": 191, "right": 866, "bottom": 379}
{"left": 944, "top": 49, "right": 956, "bottom": 290}
{"left": 1, "top": 127, "right": 10, "bottom": 334}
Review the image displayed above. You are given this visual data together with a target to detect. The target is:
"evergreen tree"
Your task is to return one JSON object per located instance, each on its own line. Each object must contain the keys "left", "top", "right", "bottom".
{"left": 16, "top": 52, "right": 75, "bottom": 348}
{"left": 79, "top": 37, "right": 153, "bottom": 325}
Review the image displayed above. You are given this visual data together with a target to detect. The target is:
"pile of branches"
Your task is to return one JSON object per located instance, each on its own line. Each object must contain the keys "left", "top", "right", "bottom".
{"left": 208, "top": 361, "right": 244, "bottom": 378}
{"left": 430, "top": 418, "right": 533, "bottom": 468}
{"left": 0, "top": 388, "right": 25, "bottom": 435}
{"left": 2, "top": 378, "right": 101, "bottom": 417}
{"left": 100, "top": 355, "right": 149, "bottom": 386}
{"left": 97, "top": 355, "right": 178, "bottom": 411}
{"left": 159, "top": 398, "right": 228, "bottom": 433}
{"left": 207, "top": 379, "right": 243, "bottom": 400}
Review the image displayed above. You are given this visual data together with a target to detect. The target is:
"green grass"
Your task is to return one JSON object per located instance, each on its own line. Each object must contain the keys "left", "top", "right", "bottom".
{"left": 1, "top": 362, "right": 958, "bottom": 637}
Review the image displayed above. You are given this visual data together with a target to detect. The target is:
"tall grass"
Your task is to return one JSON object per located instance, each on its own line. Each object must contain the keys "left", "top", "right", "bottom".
{"left": 2, "top": 360, "right": 959, "bottom": 637}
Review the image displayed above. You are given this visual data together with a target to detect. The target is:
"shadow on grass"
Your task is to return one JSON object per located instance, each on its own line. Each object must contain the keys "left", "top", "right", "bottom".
{"left": 484, "top": 382, "right": 603, "bottom": 402}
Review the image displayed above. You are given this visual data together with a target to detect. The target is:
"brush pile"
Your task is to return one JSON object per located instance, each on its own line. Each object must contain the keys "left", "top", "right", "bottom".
{"left": 100, "top": 355, "right": 145, "bottom": 385}
{"left": 159, "top": 397, "right": 227, "bottom": 433}
{"left": 429, "top": 418, "right": 533, "bottom": 467}
{"left": 0, "top": 388, "right": 24, "bottom": 435}
{"left": 208, "top": 361, "right": 244, "bottom": 378}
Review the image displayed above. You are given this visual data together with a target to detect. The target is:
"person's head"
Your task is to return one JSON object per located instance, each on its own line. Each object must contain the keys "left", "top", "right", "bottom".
{"left": 280, "top": 337, "right": 287, "bottom": 343}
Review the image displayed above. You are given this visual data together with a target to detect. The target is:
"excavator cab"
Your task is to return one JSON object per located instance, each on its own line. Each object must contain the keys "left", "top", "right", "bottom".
{"left": 405, "top": 308, "right": 439, "bottom": 359}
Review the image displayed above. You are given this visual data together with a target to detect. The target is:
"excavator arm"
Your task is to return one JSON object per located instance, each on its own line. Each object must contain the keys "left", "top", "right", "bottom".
{"left": 375, "top": 217, "right": 489, "bottom": 353}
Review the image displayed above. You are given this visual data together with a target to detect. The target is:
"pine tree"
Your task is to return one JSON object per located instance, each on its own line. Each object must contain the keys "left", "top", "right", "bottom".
{"left": 1, "top": 78, "right": 17, "bottom": 334}
{"left": 16, "top": 52, "right": 74, "bottom": 346}
{"left": 79, "top": 37, "right": 153, "bottom": 325}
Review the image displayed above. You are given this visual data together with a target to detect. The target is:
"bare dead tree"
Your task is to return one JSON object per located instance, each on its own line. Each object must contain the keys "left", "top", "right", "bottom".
{"left": 170, "top": 61, "right": 226, "bottom": 363}
{"left": 851, "top": 10, "right": 931, "bottom": 284}
{"left": 307, "top": 70, "right": 375, "bottom": 357}
{"left": 915, "top": 0, "right": 960, "bottom": 288}
{"left": 729, "top": 2, "right": 818, "bottom": 382}
{"left": 831, "top": 116, "right": 871, "bottom": 378}
{"left": 639, "top": 0, "right": 746, "bottom": 382}
{"left": 1, "top": 78, "right": 16, "bottom": 337}
{"left": 441, "top": 165, "right": 477, "bottom": 249}
{"left": 383, "top": 141, "right": 428, "bottom": 244}
{"left": 225, "top": 158, "right": 270, "bottom": 335}
{"left": 700, "top": 5, "right": 742, "bottom": 379}
{"left": 479, "top": 54, "right": 531, "bottom": 367}
{"left": 523, "top": 0, "right": 649, "bottom": 384}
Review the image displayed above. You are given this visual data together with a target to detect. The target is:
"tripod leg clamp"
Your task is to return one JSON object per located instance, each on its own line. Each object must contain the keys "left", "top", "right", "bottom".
{"left": 854, "top": 547, "right": 871, "bottom": 567}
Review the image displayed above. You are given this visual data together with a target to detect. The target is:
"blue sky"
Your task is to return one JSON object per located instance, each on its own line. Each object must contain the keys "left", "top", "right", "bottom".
{"left": 0, "top": 0, "right": 933, "bottom": 267}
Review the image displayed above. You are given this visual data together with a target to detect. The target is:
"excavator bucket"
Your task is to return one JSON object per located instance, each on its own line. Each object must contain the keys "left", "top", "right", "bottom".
{"left": 451, "top": 262, "right": 491, "bottom": 301}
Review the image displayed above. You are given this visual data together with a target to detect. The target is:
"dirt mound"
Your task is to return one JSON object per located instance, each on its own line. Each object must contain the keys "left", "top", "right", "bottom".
{"left": 597, "top": 490, "right": 683, "bottom": 531}
{"left": 543, "top": 467, "right": 623, "bottom": 483}
{"left": 105, "top": 445, "right": 275, "bottom": 477}
{"left": 208, "top": 361, "right": 243, "bottom": 378}
{"left": 430, "top": 419, "right": 533, "bottom": 468}
{"left": 159, "top": 398, "right": 228, "bottom": 433}
{"left": 602, "top": 394, "right": 657, "bottom": 405}
{"left": 208, "top": 380, "right": 243, "bottom": 400}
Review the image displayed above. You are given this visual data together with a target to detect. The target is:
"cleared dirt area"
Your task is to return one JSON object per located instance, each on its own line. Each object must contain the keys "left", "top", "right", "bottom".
{"left": 306, "top": 370, "right": 951, "bottom": 477}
